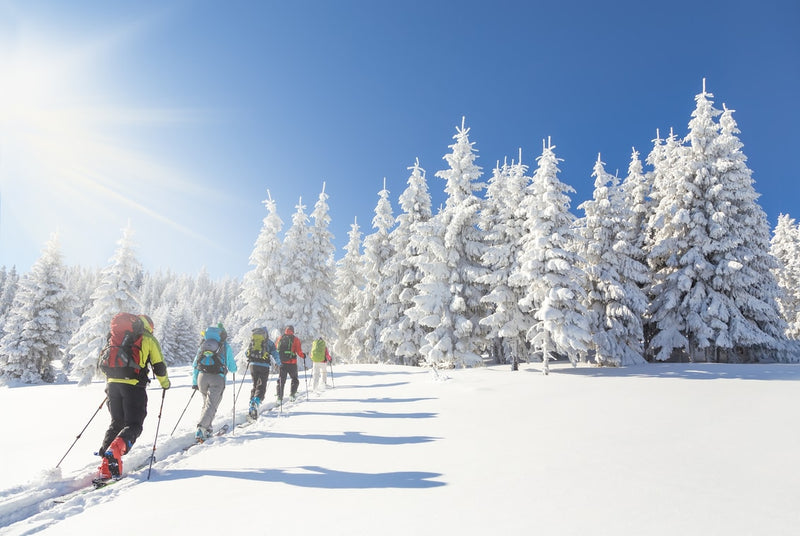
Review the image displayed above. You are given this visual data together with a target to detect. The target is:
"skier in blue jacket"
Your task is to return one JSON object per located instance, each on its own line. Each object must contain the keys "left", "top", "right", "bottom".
{"left": 192, "top": 323, "right": 237, "bottom": 442}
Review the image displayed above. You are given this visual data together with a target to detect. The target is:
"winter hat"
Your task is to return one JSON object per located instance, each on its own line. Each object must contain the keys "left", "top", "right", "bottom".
{"left": 139, "top": 315, "right": 154, "bottom": 332}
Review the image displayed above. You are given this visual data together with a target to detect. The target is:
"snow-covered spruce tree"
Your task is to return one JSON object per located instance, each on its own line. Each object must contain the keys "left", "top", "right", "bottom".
{"left": 234, "top": 190, "right": 284, "bottom": 361}
{"left": 513, "top": 139, "right": 591, "bottom": 374}
{"left": 380, "top": 159, "right": 434, "bottom": 366}
{"left": 334, "top": 217, "right": 368, "bottom": 362}
{"left": 648, "top": 82, "right": 786, "bottom": 362}
{"left": 153, "top": 301, "right": 199, "bottom": 365}
{"left": 644, "top": 126, "right": 692, "bottom": 361}
{"left": 274, "top": 198, "right": 315, "bottom": 344}
{"left": 648, "top": 83, "right": 724, "bottom": 362}
{"left": 620, "top": 148, "right": 652, "bottom": 265}
{"left": 408, "top": 118, "right": 487, "bottom": 368}
{"left": 709, "top": 103, "right": 786, "bottom": 361}
{"left": 68, "top": 225, "right": 143, "bottom": 385}
{"left": 576, "top": 154, "right": 647, "bottom": 366}
{"left": 771, "top": 214, "right": 800, "bottom": 340}
{"left": 479, "top": 153, "right": 532, "bottom": 366}
{"left": 307, "top": 183, "right": 338, "bottom": 342}
{"left": 0, "top": 266, "right": 19, "bottom": 339}
{"left": 359, "top": 180, "right": 396, "bottom": 363}
{"left": 0, "top": 235, "right": 75, "bottom": 383}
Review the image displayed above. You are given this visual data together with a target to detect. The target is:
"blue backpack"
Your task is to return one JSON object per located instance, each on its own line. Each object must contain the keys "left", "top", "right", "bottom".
{"left": 197, "top": 327, "right": 226, "bottom": 374}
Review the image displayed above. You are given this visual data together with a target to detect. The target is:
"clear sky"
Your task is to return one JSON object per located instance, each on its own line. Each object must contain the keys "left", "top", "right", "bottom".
{"left": 1, "top": 0, "right": 798, "bottom": 279}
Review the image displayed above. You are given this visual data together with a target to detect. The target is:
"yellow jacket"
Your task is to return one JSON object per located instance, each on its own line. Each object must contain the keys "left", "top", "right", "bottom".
{"left": 107, "top": 327, "right": 170, "bottom": 389}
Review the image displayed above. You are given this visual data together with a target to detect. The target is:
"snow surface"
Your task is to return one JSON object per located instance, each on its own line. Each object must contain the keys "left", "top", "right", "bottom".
{"left": 1, "top": 361, "right": 799, "bottom": 535}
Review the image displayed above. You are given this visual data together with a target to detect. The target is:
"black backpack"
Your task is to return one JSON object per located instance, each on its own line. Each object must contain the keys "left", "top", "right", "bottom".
{"left": 278, "top": 334, "right": 294, "bottom": 361}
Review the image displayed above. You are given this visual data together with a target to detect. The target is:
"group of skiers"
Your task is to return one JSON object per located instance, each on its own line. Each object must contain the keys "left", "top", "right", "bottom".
{"left": 94, "top": 313, "right": 332, "bottom": 482}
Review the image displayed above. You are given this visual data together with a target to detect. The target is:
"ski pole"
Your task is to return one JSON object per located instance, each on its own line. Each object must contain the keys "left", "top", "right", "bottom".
{"left": 147, "top": 388, "right": 166, "bottom": 480}
{"left": 56, "top": 396, "right": 108, "bottom": 468}
{"left": 231, "top": 373, "right": 236, "bottom": 434}
{"left": 234, "top": 361, "right": 250, "bottom": 406}
{"left": 328, "top": 359, "right": 335, "bottom": 388}
{"left": 170, "top": 389, "right": 197, "bottom": 437}
{"left": 303, "top": 358, "right": 309, "bottom": 400}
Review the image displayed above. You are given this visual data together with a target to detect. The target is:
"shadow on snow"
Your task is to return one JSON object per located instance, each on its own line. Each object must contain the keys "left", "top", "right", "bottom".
{"left": 156, "top": 465, "right": 446, "bottom": 488}
{"left": 262, "top": 430, "right": 440, "bottom": 445}
{"left": 289, "top": 409, "right": 437, "bottom": 419}
{"left": 541, "top": 362, "right": 800, "bottom": 381}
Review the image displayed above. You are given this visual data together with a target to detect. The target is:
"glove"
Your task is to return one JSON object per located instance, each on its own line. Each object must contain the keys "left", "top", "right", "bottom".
{"left": 192, "top": 384, "right": 199, "bottom": 391}
{"left": 162, "top": 378, "right": 171, "bottom": 390}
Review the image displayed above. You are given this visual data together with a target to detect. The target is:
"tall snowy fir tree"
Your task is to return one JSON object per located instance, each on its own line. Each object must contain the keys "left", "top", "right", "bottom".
{"left": 771, "top": 214, "right": 800, "bottom": 340}
{"left": 709, "top": 103, "right": 786, "bottom": 360}
{"left": 334, "top": 218, "right": 367, "bottom": 362}
{"left": 380, "top": 159, "right": 433, "bottom": 365}
{"left": 577, "top": 155, "right": 647, "bottom": 366}
{"left": 512, "top": 139, "right": 591, "bottom": 374}
{"left": 645, "top": 126, "right": 692, "bottom": 361}
{"left": 408, "top": 119, "right": 486, "bottom": 368}
{"left": 0, "top": 266, "right": 19, "bottom": 340}
{"left": 235, "top": 191, "right": 284, "bottom": 360}
{"left": 68, "top": 225, "right": 143, "bottom": 385}
{"left": 620, "top": 148, "right": 651, "bottom": 263}
{"left": 479, "top": 154, "right": 532, "bottom": 366}
{"left": 307, "top": 183, "right": 338, "bottom": 341}
{"left": 275, "top": 198, "right": 315, "bottom": 342}
{"left": 0, "top": 235, "right": 76, "bottom": 383}
{"left": 359, "top": 180, "right": 396, "bottom": 363}
{"left": 648, "top": 82, "right": 786, "bottom": 362}
{"left": 153, "top": 301, "right": 198, "bottom": 365}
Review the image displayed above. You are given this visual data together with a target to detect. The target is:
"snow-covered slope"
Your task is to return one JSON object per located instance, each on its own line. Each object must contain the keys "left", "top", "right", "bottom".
{"left": 2, "top": 362, "right": 799, "bottom": 535}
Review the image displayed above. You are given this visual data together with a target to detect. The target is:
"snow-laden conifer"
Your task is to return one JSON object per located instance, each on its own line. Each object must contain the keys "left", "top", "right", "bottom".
{"left": 514, "top": 139, "right": 591, "bottom": 374}
{"left": 709, "top": 104, "right": 787, "bottom": 360}
{"left": 577, "top": 154, "right": 647, "bottom": 365}
{"left": 620, "top": 148, "right": 651, "bottom": 255}
{"left": 0, "top": 235, "right": 75, "bottom": 383}
{"left": 234, "top": 191, "right": 284, "bottom": 361}
{"left": 154, "top": 301, "right": 199, "bottom": 364}
{"left": 380, "top": 159, "right": 433, "bottom": 365}
{"left": 275, "top": 198, "right": 315, "bottom": 344}
{"left": 0, "top": 266, "right": 19, "bottom": 339}
{"left": 408, "top": 119, "right": 486, "bottom": 368}
{"left": 771, "top": 214, "right": 800, "bottom": 340}
{"left": 645, "top": 126, "right": 693, "bottom": 360}
{"left": 68, "top": 225, "right": 143, "bottom": 385}
{"left": 307, "top": 183, "right": 338, "bottom": 341}
{"left": 649, "top": 82, "right": 786, "bottom": 362}
{"left": 359, "top": 180, "right": 396, "bottom": 363}
{"left": 479, "top": 152, "right": 531, "bottom": 365}
{"left": 334, "top": 218, "right": 367, "bottom": 362}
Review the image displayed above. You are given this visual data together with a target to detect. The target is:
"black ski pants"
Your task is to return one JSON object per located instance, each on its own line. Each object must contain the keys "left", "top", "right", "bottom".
{"left": 276, "top": 362, "right": 299, "bottom": 399}
{"left": 100, "top": 382, "right": 147, "bottom": 454}
{"left": 249, "top": 363, "right": 271, "bottom": 402}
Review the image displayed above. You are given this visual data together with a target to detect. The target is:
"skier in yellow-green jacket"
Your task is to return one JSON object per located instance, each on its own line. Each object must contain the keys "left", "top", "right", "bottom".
{"left": 97, "top": 313, "right": 170, "bottom": 480}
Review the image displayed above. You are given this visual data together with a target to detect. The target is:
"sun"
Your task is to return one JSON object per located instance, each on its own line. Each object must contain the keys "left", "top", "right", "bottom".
{"left": 0, "top": 30, "right": 209, "bottom": 252}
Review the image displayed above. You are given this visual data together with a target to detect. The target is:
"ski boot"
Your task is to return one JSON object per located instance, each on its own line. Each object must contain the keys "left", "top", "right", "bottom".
{"left": 104, "top": 437, "right": 129, "bottom": 479}
{"left": 249, "top": 397, "right": 261, "bottom": 420}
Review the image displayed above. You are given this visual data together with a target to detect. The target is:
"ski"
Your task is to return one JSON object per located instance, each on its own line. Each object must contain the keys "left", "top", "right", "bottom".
{"left": 91, "top": 476, "right": 122, "bottom": 489}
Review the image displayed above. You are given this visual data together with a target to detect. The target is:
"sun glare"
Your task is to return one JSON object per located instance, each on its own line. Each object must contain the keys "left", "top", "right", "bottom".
{"left": 0, "top": 33, "right": 211, "bottom": 249}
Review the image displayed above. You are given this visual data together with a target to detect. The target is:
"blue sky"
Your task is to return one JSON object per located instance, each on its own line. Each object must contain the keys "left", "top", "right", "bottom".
{"left": 1, "top": 0, "right": 798, "bottom": 279}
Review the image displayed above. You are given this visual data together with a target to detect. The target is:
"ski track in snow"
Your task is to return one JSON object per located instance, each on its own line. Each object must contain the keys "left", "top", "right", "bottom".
{"left": 0, "top": 391, "right": 305, "bottom": 535}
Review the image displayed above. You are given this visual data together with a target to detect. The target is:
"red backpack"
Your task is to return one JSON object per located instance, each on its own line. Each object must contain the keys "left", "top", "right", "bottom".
{"left": 98, "top": 313, "right": 145, "bottom": 379}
